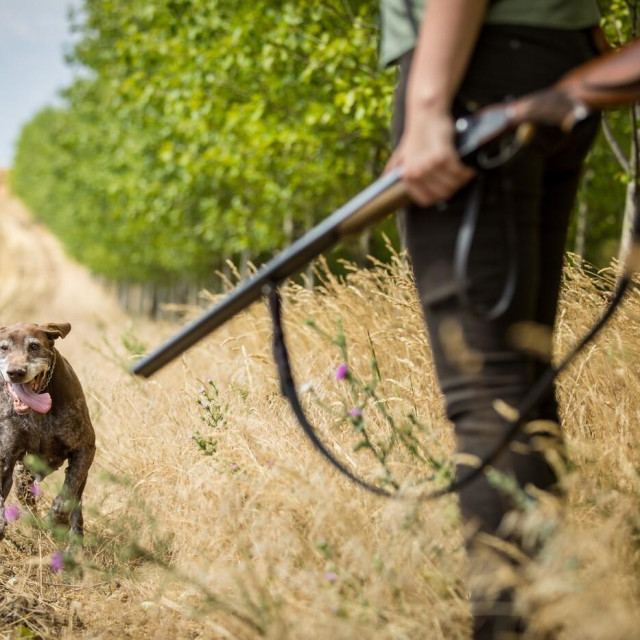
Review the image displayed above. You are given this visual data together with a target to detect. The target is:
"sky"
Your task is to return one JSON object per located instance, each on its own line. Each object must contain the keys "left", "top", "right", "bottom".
{"left": 0, "top": 0, "right": 82, "bottom": 168}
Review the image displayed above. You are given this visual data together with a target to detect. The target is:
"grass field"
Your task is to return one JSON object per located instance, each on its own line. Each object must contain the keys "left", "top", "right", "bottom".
{"left": 0, "top": 173, "right": 639, "bottom": 639}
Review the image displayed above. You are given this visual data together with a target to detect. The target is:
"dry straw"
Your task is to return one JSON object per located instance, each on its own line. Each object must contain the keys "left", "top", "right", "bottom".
{"left": 0, "top": 178, "right": 639, "bottom": 638}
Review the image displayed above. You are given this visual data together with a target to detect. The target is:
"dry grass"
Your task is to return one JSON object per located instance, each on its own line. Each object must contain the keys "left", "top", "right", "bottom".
{"left": 0, "top": 176, "right": 639, "bottom": 639}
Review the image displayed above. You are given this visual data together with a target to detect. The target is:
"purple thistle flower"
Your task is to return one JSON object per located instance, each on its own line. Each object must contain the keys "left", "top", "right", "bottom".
{"left": 335, "top": 364, "right": 348, "bottom": 381}
{"left": 5, "top": 505, "right": 20, "bottom": 522}
{"left": 348, "top": 408, "right": 362, "bottom": 417}
{"left": 29, "top": 483, "right": 42, "bottom": 497}
{"left": 324, "top": 571, "right": 338, "bottom": 582}
{"left": 50, "top": 551, "right": 64, "bottom": 573}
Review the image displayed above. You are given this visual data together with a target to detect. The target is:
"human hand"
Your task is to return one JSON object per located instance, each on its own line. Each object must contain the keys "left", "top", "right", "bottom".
{"left": 387, "top": 105, "right": 475, "bottom": 206}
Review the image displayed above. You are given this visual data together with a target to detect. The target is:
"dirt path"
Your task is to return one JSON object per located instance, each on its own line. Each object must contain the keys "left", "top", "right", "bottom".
{"left": 0, "top": 171, "right": 128, "bottom": 363}
{"left": 0, "top": 172, "right": 163, "bottom": 638}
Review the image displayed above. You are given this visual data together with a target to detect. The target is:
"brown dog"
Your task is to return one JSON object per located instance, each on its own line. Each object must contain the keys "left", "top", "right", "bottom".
{"left": 0, "top": 322, "right": 95, "bottom": 543}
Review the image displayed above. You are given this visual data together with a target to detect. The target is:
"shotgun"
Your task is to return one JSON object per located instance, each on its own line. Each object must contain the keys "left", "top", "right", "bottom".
{"left": 133, "top": 39, "right": 640, "bottom": 378}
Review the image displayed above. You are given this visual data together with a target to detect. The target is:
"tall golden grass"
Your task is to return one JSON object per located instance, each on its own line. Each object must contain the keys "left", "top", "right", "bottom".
{"left": 0, "top": 178, "right": 639, "bottom": 639}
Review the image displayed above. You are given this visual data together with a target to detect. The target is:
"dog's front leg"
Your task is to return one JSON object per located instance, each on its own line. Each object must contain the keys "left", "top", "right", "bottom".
{"left": 0, "top": 455, "right": 16, "bottom": 539}
{"left": 49, "top": 447, "right": 95, "bottom": 541}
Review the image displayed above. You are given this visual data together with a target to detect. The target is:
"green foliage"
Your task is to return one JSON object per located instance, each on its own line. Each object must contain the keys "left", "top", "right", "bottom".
{"left": 573, "top": 1, "right": 640, "bottom": 264}
{"left": 599, "top": 0, "right": 640, "bottom": 45}
{"left": 193, "top": 379, "right": 227, "bottom": 456}
{"left": 11, "top": 0, "right": 395, "bottom": 283}
{"left": 11, "top": 1, "right": 640, "bottom": 279}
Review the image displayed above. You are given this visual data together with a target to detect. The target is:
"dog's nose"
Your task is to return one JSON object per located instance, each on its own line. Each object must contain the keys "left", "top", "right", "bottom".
{"left": 5, "top": 366, "right": 27, "bottom": 382}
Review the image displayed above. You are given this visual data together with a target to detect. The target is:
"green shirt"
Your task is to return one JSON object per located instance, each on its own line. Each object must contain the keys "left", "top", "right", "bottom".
{"left": 380, "top": 0, "right": 601, "bottom": 66}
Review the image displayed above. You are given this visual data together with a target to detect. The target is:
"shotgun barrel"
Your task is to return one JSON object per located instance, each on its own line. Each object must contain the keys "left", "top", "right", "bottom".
{"left": 132, "top": 39, "right": 640, "bottom": 378}
{"left": 131, "top": 106, "right": 518, "bottom": 378}
{"left": 130, "top": 105, "right": 531, "bottom": 378}
{"left": 131, "top": 168, "right": 407, "bottom": 377}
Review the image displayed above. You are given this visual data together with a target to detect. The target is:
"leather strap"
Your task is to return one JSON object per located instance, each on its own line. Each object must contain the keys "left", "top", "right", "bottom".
{"left": 454, "top": 171, "right": 518, "bottom": 320}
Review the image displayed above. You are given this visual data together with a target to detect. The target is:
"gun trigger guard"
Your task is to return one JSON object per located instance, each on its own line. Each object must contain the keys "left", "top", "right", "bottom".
{"left": 476, "top": 123, "right": 532, "bottom": 170}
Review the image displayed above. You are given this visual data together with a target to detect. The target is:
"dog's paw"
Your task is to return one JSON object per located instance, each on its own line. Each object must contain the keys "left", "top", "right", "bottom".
{"left": 47, "top": 503, "right": 71, "bottom": 528}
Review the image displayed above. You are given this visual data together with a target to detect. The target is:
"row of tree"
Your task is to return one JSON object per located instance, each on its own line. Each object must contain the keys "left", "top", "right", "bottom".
{"left": 9, "top": 0, "right": 639, "bottom": 291}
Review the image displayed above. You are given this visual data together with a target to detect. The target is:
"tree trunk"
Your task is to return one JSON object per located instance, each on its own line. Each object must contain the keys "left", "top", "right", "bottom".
{"left": 358, "top": 226, "right": 372, "bottom": 266}
{"left": 619, "top": 178, "right": 637, "bottom": 260}
{"left": 619, "top": 105, "right": 640, "bottom": 262}
{"left": 574, "top": 196, "right": 588, "bottom": 261}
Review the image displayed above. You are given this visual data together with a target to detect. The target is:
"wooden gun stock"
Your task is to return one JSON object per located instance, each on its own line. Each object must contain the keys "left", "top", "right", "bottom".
{"left": 510, "top": 38, "right": 640, "bottom": 131}
{"left": 132, "top": 39, "right": 640, "bottom": 378}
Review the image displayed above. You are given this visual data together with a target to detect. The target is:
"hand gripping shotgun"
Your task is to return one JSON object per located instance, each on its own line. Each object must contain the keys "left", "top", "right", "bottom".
{"left": 133, "top": 39, "right": 640, "bottom": 379}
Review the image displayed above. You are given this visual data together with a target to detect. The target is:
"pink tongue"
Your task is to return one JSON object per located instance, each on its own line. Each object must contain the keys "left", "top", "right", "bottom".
{"left": 12, "top": 384, "right": 52, "bottom": 413}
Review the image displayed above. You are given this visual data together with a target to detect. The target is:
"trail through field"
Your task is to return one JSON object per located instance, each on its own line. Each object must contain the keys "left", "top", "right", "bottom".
{"left": 0, "top": 174, "right": 173, "bottom": 638}
{"left": 0, "top": 173, "right": 470, "bottom": 640}
{"left": 1, "top": 172, "right": 640, "bottom": 640}
{"left": 0, "top": 172, "right": 127, "bottom": 358}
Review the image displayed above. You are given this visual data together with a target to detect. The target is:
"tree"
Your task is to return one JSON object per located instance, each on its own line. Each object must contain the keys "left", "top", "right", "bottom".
{"left": 12, "top": 0, "right": 397, "bottom": 286}
{"left": 596, "top": 0, "right": 640, "bottom": 260}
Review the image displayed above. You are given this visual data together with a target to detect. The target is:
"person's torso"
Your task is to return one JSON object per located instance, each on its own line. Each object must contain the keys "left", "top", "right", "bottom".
{"left": 379, "top": 0, "right": 601, "bottom": 66}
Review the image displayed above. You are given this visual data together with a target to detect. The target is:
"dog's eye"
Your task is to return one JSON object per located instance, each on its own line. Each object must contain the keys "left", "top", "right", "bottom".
{"left": 28, "top": 342, "right": 40, "bottom": 352}
{"left": 0, "top": 343, "right": 8, "bottom": 351}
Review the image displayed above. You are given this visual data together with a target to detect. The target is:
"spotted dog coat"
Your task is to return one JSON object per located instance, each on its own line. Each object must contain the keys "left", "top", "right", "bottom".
{"left": 0, "top": 322, "right": 95, "bottom": 542}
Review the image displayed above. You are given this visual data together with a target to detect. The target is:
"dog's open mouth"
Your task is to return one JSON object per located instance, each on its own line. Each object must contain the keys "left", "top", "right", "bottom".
{"left": 4, "top": 372, "right": 52, "bottom": 415}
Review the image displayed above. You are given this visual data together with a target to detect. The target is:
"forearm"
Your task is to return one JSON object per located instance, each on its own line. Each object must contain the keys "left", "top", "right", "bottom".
{"left": 389, "top": 0, "right": 487, "bottom": 204}
{"left": 406, "top": 0, "right": 489, "bottom": 117}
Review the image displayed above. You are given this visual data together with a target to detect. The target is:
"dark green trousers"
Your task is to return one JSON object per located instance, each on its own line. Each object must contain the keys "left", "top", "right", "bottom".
{"left": 393, "top": 25, "right": 600, "bottom": 638}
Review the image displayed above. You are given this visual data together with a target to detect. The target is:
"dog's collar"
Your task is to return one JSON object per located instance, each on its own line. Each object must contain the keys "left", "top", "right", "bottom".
{"left": 38, "top": 350, "right": 57, "bottom": 393}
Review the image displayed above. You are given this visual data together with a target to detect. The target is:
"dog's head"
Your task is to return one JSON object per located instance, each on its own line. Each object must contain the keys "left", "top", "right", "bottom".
{"left": 0, "top": 322, "right": 71, "bottom": 414}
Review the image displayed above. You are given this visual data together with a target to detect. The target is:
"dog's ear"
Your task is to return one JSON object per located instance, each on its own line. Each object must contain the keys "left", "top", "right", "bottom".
{"left": 39, "top": 323, "right": 71, "bottom": 341}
